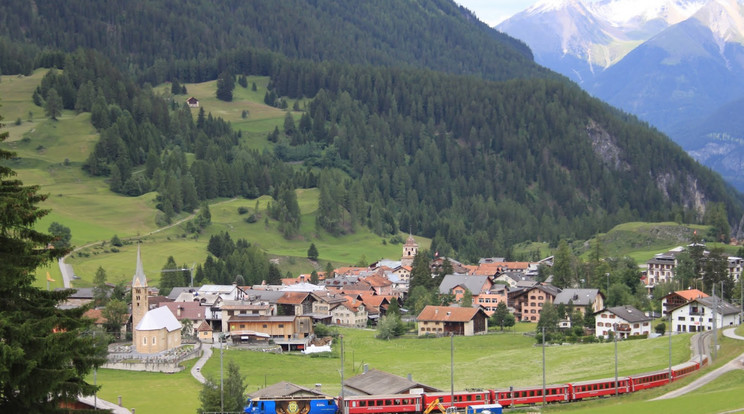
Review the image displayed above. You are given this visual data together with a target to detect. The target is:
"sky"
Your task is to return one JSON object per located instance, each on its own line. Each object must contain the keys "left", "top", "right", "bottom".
{"left": 455, "top": 0, "right": 538, "bottom": 26}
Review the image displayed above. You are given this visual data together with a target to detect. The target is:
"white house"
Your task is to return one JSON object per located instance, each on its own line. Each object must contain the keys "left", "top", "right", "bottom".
{"left": 595, "top": 305, "right": 652, "bottom": 339}
{"left": 669, "top": 296, "right": 741, "bottom": 333}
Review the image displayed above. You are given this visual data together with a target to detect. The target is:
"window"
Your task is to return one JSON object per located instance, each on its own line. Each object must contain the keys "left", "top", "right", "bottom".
{"left": 152, "top": 336, "right": 156, "bottom": 345}
{"left": 262, "top": 324, "right": 268, "bottom": 328}
{"left": 678, "top": 317, "right": 685, "bottom": 321}
{"left": 143, "top": 336, "right": 147, "bottom": 345}
{"left": 278, "top": 324, "right": 284, "bottom": 328}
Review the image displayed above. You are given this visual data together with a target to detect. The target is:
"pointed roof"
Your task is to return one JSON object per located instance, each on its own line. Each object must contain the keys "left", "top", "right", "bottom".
{"left": 404, "top": 234, "right": 418, "bottom": 246}
{"left": 132, "top": 245, "right": 148, "bottom": 288}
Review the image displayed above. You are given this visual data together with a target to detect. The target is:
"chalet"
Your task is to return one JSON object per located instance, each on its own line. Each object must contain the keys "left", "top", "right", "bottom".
{"left": 438, "top": 274, "right": 492, "bottom": 303}
{"left": 186, "top": 96, "right": 199, "bottom": 107}
{"left": 660, "top": 289, "right": 708, "bottom": 316}
{"left": 509, "top": 284, "right": 560, "bottom": 322}
{"left": 359, "top": 293, "right": 396, "bottom": 323}
{"left": 310, "top": 291, "right": 347, "bottom": 324}
{"left": 277, "top": 291, "right": 315, "bottom": 316}
{"left": 669, "top": 296, "right": 740, "bottom": 333}
{"left": 361, "top": 274, "right": 394, "bottom": 296}
{"left": 227, "top": 315, "right": 313, "bottom": 351}
{"left": 554, "top": 288, "right": 604, "bottom": 316}
{"left": 416, "top": 305, "right": 488, "bottom": 336}
{"left": 343, "top": 368, "right": 440, "bottom": 396}
{"left": 330, "top": 296, "right": 368, "bottom": 328}
{"left": 220, "top": 299, "right": 276, "bottom": 332}
{"left": 595, "top": 305, "right": 652, "bottom": 339}
{"left": 195, "top": 320, "right": 213, "bottom": 343}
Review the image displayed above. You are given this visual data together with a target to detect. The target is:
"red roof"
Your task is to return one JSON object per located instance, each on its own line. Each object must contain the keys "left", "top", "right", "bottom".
{"left": 675, "top": 289, "right": 709, "bottom": 301}
{"left": 159, "top": 301, "right": 205, "bottom": 320}
{"left": 362, "top": 274, "right": 393, "bottom": 288}
{"left": 277, "top": 291, "right": 310, "bottom": 305}
{"left": 417, "top": 306, "right": 483, "bottom": 322}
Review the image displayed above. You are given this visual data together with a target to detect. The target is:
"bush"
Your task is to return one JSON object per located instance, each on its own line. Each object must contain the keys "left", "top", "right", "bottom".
{"left": 313, "top": 323, "right": 338, "bottom": 338}
{"left": 238, "top": 206, "right": 249, "bottom": 215}
{"left": 655, "top": 322, "right": 666, "bottom": 335}
{"left": 244, "top": 214, "right": 257, "bottom": 223}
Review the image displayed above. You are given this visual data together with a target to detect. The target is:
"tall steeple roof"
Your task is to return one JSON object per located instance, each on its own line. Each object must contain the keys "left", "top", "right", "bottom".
{"left": 132, "top": 244, "right": 148, "bottom": 288}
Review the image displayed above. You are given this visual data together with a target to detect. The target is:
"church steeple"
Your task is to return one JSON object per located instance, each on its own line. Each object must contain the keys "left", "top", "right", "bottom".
{"left": 401, "top": 233, "right": 418, "bottom": 267}
{"left": 131, "top": 244, "right": 149, "bottom": 346}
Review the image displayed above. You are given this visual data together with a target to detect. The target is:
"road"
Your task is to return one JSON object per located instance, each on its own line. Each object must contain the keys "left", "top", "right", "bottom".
{"left": 652, "top": 327, "right": 744, "bottom": 400}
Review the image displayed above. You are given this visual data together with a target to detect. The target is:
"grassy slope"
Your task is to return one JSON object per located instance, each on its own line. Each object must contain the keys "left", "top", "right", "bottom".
{"left": 1, "top": 72, "right": 417, "bottom": 289}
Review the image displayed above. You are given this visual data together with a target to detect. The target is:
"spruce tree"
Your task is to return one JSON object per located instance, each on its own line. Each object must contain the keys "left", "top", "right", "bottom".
{"left": 0, "top": 107, "right": 106, "bottom": 411}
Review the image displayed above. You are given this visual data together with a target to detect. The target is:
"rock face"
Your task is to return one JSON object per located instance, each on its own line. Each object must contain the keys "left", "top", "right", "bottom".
{"left": 498, "top": 0, "right": 744, "bottom": 191}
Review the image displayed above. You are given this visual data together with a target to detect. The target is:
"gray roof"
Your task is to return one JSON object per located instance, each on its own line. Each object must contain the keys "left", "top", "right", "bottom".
{"left": 554, "top": 289, "right": 600, "bottom": 307}
{"left": 243, "top": 289, "right": 286, "bottom": 303}
{"left": 343, "top": 369, "right": 440, "bottom": 396}
{"left": 167, "top": 287, "right": 193, "bottom": 301}
{"left": 603, "top": 305, "right": 652, "bottom": 323}
{"left": 135, "top": 306, "right": 182, "bottom": 332}
{"left": 438, "top": 274, "right": 490, "bottom": 295}
{"left": 248, "top": 381, "right": 328, "bottom": 399}
{"left": 132, "top": 245, "right": 148, "bottom": 288}
{"left": 697, "top": 296, "right": 740, "bottom": 316}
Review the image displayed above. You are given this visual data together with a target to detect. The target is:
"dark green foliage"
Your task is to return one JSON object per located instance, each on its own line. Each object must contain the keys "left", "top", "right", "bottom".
{"left": 48, "top": 221, "right": 72, "bottom": 250}
{"left": 201, "top": 232, "right": 275, "bottom": 285}
{"left": 655, "top": 322, "right": 666, "bottom": 335}
{"left": 110, "top": 234, "right": 123, "bottom": 247}
{"left": 102, "top": 298, "right": 128, "bottom": 339}
{"left": 216, "top": 70, "right": 235, "bottom": 101}
{"left": 92, "top": 265, "right": 109, "bottom": 305}
{"left": 197, "top": 361, "right": 245, "bottom": 414}
{"left": 0, "top": 108, "right": 106, "bottom": 411}
{"left": 490, "top": 301, "right": 511, "bottom": 331}
{"left": 376, "top": 314, "right": 406, "bottom": 340}
{"left": 160, "top": 256, "right": 188, "bottom": 295}
{"left": 43, "top": 87, "right": 62, "bottom": 120}
{"left": 307, "top": 243, "right": 318, "bottom": 261}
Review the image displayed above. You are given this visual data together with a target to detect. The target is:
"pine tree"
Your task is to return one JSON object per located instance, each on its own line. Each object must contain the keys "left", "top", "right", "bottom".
{"left": 0, "top": 107, "right": 106, "bottom": 410}
{"left": 44, "top": 87, "right": 63, "bottom": 120}
{"left": 307, "top": 243, "right": 319, "bottom": 261}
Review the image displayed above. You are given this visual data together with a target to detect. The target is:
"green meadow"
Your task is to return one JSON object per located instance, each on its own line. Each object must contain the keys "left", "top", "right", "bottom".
{"left": 90, "top": 327, "right": 744, "bottom": 413}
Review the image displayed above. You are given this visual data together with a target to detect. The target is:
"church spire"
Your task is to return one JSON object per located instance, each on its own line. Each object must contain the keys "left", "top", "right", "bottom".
{"left": 132, "top": 244, "right": 147, "bottom": 288}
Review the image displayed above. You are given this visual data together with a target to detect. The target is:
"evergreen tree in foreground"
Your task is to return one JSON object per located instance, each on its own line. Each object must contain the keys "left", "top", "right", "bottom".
{"left": 0, "top": 107, "right": 106, "bottom": 411}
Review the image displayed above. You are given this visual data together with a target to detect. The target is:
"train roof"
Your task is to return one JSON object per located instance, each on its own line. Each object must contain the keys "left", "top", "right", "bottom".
{"left": 568, "top": 377, "right": 629, "bottom": 386}
{"left": 492, "top": 384, "right": 568, "bottom": 392}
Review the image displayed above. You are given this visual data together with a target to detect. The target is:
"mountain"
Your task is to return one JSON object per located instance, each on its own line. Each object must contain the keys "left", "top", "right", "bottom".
{"left": 498, "top": 0, "right": 744, "bottom": 191}
{"left": 497, "top": 0, "right": 705, "bottom": 84}
{"left": 0, "top": 0, "right": 742, "bottom": 260}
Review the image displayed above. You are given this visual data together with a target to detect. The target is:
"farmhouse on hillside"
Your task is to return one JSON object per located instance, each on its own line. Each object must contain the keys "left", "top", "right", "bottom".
{"left": 416, "top": 305, "right": 488, "bottom": 336}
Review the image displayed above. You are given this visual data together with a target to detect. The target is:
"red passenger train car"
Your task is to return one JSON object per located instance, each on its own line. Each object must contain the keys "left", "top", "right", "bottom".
{"left": 420, "top": 390, "right": 491, "bottom": 411}
{"left": 569, "top": 377, "right": 631, "bottom": 400}
{"left": 492, "top": 384, "right": 570, "bottom": 407}
{"left": 344, "top": 394, "right": 422, "bottom": 414}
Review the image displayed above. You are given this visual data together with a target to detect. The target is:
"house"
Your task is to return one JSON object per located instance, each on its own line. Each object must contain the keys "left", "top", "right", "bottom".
{"left": 669, "top": 296, "right": 741, "bottom": 333}
{"left": 159, "top": 301, "right": 207, "bottom": 336}
{"left": 277, "top": 291, "right": 315, "bottom": 316}
{"left": 361, "top": 274, "right": 394, "bottom": 296}
{"left": 438, "top": 274, "right": 492, "bottom": 303}
{"left": 343, "top": 368, "right": 440, "bottom": 396}
{"left": 195, "top": 320, "right": 213, "bottom": 343}
{"left": 248, "top": 381, "right": 329, "bottom": 399}
{"left": 595, "top": 306, "right": 652, "bottom": 339}
{"left": 416, "top": 305, "right": 489, "bottom": 336}
{"left": 330, "top": 296, "right": 368, "bottom": 328}
{"left": 310, "top": 291, "right": 347, "bottom": 324}
{"left": 645, "top": 247, "right": 685, "bottom": 288}
{"left": 83, "top": 308, "right": 129, "bottom": 338}
{"left": 660, "top": 289, "right": 708, "bottom": 316}
{"left": 226, "top": 315, "right": 313, "bottom": 351}
{"left": 509, "top": 284, "right": 560, "bottom": 322}
{"left": 554, "top": 289, "right": 604, "bottom": 316}
{"left": 359, "top": 293, "right": 395, "bottom": 323}
{"left": 475, "top": 284, "right": 509, "bottom": 315}
{"left": 186, "top": 96, "right": 199, "bottom": 107}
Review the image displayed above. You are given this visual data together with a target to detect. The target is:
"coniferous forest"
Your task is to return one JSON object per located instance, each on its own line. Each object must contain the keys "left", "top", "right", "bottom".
{"left": 1, "top": 0, "right": 743, "bottom": 262}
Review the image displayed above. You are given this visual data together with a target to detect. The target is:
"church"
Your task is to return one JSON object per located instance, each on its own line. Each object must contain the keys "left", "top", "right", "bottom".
{"left": 131, "top": 245, "right": 182, "bottom": 354}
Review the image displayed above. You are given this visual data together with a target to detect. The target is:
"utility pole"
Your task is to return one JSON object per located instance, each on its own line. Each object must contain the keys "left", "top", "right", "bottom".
{"left": 713, "top": 285, "right": 718, "bottom": 360}
{"left": 668, "top": 328, "right": 672, "bottom": 382}
{"left": 614, "top": 324, "right": 619, "bottom": 397}
{"left": 340, "top": 335, "right": 345, "bottom": 414}
{"left": 542, "top": 327, "right": 546, "bottom": 406}
{"left": 220, "top": 333, "right": 224, "bottom": 414}
{"left": 450, "top": 332, "right": 454, "bottom": 409}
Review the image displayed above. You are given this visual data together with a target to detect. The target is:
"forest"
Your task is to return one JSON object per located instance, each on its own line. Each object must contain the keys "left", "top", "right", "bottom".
{"left": 0, "top": 0, "right": 742, "bottom": 266}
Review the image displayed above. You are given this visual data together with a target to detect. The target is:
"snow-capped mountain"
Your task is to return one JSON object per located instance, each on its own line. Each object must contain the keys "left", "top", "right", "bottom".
{"left": 498, "top": 0, "right": 744, "bottom": 191}
{"left": 497, "top": 0, "right": 706, "bottom": 83}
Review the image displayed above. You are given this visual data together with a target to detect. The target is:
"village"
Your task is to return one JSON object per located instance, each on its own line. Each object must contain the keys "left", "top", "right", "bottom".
{"left": 65, "top": 234, "right": 742, "bottom": 366}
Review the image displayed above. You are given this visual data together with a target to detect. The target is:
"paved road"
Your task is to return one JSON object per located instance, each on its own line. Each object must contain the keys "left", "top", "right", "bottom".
{"left": 653, "top": 327, "right": 744, "bottom": 400}
{"left": 192, "top": 343, "right": 213, "bottom": 384}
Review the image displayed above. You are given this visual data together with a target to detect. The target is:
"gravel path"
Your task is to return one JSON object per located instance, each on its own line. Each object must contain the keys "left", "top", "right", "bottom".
{"left": 652, "top": 327, "right": 744, "bottom": 400}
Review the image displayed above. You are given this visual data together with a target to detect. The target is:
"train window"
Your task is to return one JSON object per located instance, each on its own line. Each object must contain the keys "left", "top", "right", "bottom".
{"left": 360, "top": 401, "right": 366, "bottom": 407}
{"left": 475, "top": 394, "right": 482, "bottom": 400}
{"left": 386, "top": 400, "right": 392, "bottom": 406}
{"left": 395, "top": 399, "right": 401, "bottom": 405}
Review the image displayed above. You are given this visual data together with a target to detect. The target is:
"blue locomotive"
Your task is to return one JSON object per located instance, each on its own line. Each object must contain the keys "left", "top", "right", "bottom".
{"left": 245, "top": 398, "right": 338, "bottom": 414}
